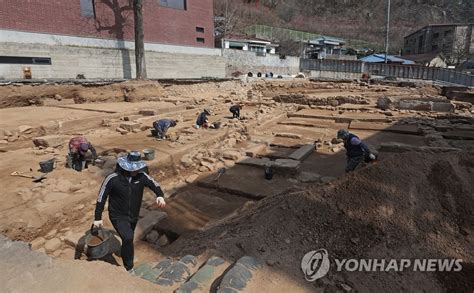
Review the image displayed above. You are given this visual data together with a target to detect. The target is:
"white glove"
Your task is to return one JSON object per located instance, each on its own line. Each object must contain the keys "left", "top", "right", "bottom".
{"left": 156, "top": 197, "right": 166, "bottom": 208}
{"left": 369, "top": 153, "right": 376, "bottom": 160}
{"left": 93, "top": 220, "right": 103, "bottom": 228}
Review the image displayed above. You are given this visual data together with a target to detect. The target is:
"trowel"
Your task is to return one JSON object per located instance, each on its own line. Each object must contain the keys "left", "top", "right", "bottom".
{"left": 10, "top": 171, "right": 47, "bottom": 182}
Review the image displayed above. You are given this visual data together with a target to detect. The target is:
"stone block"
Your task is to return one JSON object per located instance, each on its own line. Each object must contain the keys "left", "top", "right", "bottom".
{"left": 176, "top": 256, "right": 229, "bottom": 293}
{"left": 274, "top": 132, "right": 303, "bottom": 139}
{"left": 288, "top": 144, "right": 315, "bottom": 161}
{"left": 134, "top": 211, "right": 167, "bottom": 241}
{"left": 432, "top": 102, "right": 455, "bottom": 113}
{"left": 218, "top": 256, "right": 262, "bottom": 292}
{"left": 273, "top": 159, "right": 300, "bottom": 174}
{"left": 32, "top": 135, "right": 65, "bottom": 148}
{"left": 139, "top": 110, "right": 156, "bottom": 116}
{"left": 119, "top": 122, "right": 141, "bottom": 132}
{"left": 222, "top": 150, "right": 242, "bottom": 161}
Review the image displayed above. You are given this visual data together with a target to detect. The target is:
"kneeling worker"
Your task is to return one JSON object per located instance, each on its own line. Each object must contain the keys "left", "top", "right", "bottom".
{"left": 153, "top": 119, "right": 177, "bottom": 140}
{"left": 229, "top": 104, "right": 243, "bottom": 119}
{"left": 93, "top": 151, "right": 166, "bottom": 272}
{"left": 68, "top": 136, "right": 97, "bottom": 171}
{"left": 195, "top": 108, "right": 211, "bottom": 129}
{"left": 337, "top": 129, "right": 376, "bottom": 173}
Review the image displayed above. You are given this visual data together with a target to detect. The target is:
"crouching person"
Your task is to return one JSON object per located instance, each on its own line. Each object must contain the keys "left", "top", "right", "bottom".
{"left": 229, "top": 104, "right": 243, "bottom": 119}
{"left": 92, "top": 151, "right": 166, "bottom": 272}
{"left": 153, "top": 119, "right": 177, "bottom": 140}
{"left": 337, "top": 129, "right": 376, "bottom": 173}
{"left": 68, "top": 136, "right": 97, "bottom": 171}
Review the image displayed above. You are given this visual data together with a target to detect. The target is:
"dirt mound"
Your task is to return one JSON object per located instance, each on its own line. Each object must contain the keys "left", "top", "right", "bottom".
{"left": 0, "top": 80, "right": 165, "bottom": 108}
{"left": 167, "top": 152, "right": 474, "bottom": 291}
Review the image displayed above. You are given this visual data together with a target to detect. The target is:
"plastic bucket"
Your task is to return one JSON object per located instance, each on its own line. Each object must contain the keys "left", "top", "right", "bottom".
{"left": 143, "top": 149, "right": 155, "bottom": 161}
{"left": 264, "top": 165, "right": 273, "bottom": 180}
{"left": 39, "top": 158, "right": 55, "bottom": 173}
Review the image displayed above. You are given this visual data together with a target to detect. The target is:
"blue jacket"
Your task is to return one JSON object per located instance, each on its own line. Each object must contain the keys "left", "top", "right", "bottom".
{"left": 153, "top": 119, "right": 173, "bottom": 133}
{"left": 344, "top": 134, "right": 370, "bottom": 158}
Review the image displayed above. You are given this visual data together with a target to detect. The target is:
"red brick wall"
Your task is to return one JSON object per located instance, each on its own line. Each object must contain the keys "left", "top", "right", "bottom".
{"left": 0, "top": 0, "right": 215, "bottom": 48}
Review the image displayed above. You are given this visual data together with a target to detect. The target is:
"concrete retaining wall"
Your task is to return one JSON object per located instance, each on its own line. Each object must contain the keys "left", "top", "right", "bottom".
{"left": 0, "top": 42, "right": 226, "bottom": 79}
{"left": 0, "top": 30, "right": 226, "bottom": 79}
{"left": 223, "top": 49, "right": 300, "bottom": 76}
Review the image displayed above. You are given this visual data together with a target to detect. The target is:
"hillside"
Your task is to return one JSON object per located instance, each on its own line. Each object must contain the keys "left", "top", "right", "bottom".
{"left": 215, "top": 0, "right": 474, "bottom": 51}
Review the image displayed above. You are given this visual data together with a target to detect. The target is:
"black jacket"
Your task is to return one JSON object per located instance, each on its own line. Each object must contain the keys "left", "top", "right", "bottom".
{"left": 94, "top": 171, "right": 164, "bottom": 222}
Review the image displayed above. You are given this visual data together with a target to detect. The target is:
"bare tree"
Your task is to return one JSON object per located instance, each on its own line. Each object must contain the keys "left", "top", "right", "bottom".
{"left": 133, "top": 0, "right": 146, "bottom": 79}
{"left": 448, "top": 27, "right": 470, "bottom": 66}
{"left": 215, "top": 0, "right": 240, "bottom": 38}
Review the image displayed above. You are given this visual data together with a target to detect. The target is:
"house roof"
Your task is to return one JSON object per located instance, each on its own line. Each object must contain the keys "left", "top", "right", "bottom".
{"left": 308, "top": 35, "right": 345, "bottom": 45}
{"left": 360, "top": 54, "right": 415, "bottom": 65}
{"left": 402, "top": 53, "right": 446, "bottom": 63}
{"left": 404, "top": 23, "right": 474, "bottom": 39}
{"left": 219, "top": 33, "right": 273, "bottom": 44}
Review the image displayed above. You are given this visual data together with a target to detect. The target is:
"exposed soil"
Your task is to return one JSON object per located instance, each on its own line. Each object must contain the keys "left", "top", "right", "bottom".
{"left": 0, "top": 78, "right": 472, "bottom": 292}
{"left": 166, "top": 152, "right": 474, "bottom": 292}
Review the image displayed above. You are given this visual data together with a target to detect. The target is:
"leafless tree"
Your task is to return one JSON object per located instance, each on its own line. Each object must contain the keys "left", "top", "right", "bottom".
{"left": 447, "top": 28, "right": 471, "bottom": 66}
{"left": 133, "top": 0, "right": 146, "bottom": 79}
{"left": 215, "top": 0, "right": 240, "bottom": 38}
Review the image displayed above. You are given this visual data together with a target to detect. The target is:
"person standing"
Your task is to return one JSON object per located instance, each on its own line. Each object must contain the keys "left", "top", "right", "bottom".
{"left": 337, "top": 129, "right": 376, "bottom": 172}
{"left": 68, "top": 136, "right": 97, "bottom": 171}
{"left": 92, "top": 151, "right": 166, "bottom": 272}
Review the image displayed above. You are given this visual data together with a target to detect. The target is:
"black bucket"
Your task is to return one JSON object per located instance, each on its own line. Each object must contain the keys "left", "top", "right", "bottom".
{"left": 264, "top": 165, "right": 273, "bottom": 180}
{"left": 84, "top": 226, "right": 113, "bottom": 260}
{"left": 150, "top": 129, "right": 158, "bottom": 136}
{"left": 39, "top": 158, "right": 55, "bottom": 173}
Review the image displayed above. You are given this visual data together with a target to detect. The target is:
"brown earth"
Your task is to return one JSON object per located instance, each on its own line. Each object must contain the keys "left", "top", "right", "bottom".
{"left": 165, "top": 151, "right": 474, "bottom": 292}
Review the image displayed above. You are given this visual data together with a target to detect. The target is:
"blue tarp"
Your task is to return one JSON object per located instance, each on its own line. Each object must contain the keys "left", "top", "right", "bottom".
{"left": 360, "top": 54, "right": 415, "bottom": 65}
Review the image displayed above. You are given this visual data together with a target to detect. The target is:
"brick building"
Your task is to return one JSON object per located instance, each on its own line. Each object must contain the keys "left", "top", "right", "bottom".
{"left": 0, "top": 0, "right": 228, "bottom": 79}
{"left": 0, "top": 0, "right": 214, "bottom": 47}
{"left": 403, "top": 23, "right": 473, "bottom": 64}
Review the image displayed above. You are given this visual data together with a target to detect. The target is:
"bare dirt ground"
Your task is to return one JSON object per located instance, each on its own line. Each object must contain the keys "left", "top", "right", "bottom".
{"left": 0, "top": 78, "right": 472, "bottom": 292}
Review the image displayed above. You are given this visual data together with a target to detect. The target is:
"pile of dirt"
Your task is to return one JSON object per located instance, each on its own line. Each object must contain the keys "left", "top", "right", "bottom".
{"left": 167, "top": 151, "right": 474, "bottom": 291}
{"left": 0, "top": 80, "right": 165, "bottom": 108}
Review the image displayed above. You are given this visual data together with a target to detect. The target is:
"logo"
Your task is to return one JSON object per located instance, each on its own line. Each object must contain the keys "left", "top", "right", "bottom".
{"left": 301, "top": 248, "right": 463, "bottom": 282}
{"left": 301, "top": 249, "right": 330, "bottom": 281}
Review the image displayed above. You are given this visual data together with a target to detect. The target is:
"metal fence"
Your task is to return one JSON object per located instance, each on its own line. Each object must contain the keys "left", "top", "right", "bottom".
{"left": 300, "top": 59, "right": 474, "bottom": 87}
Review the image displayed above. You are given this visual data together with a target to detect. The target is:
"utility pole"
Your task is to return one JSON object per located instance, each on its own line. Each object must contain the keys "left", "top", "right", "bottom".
{"left": 384, "top": 0, "right": 391, "bottom": 63}
{"left": 133, "top": 0, "right": 147, "bottom": 79}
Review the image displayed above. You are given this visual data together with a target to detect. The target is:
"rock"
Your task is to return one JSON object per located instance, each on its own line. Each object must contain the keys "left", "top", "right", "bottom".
{"left": 274, "top": 132, "right": 302, "bottom": 139}
{"left": 116, "top": 127, "right": 128, "bottom": 135}
{"left": 298, "top": 172, "right": 321, "bottom": 183}
{"left": 64, "top": 232, "right": 83, "bottom": 248}
{"left": 139, "top": 208, "right": 149, "bottom": 218}
{"left": 331, "top": 138, "right": 342, "bottom": 144}
{"left": 134, "top": 211, "right": 168, "bottom": 241}
{"left": 180, "top": 156, "right": 194, "bottom": 168}
{"left": 7, "top": 136, "right": 18, "bottom": 142}
{"left": 321, "top": 176, "right": 336, "bottom": 184}
{"left": 198, "top": 166, "right": 210, "bottom": 172}
{"left": 222, "top": 150, "right": 242, "bottom": 161}
{"left": 120, "top": 122, "right": 141, "bottom": 132}
{"left": 3, "top": 130, "right": 13, "bottom": 137}
{"left": 329, "top": 100, "right": 339, "bottom": 107}
{"left": 139, "top": 110, "right": 155, "bottom": 116}
{"left": 331, "top": 146, "right": 341, "bottom": 153}
{"left": 156, "top": 234, "right": 170, "bottom": 247}
{"left": 18, "top": 125, "right": 33, "bottom": 133}
{"left": 273, "top": 159, "right": 300, "bottom": 174}
{"left": 32, "top": 135, "right": 65, "bottom": 148}
{"left": 185, "top": 174, "right": 199, "bottom": 183}
{"left": 44, "top": 238, "right": 61, "bottom": 253}
{"left": 44, "top": 229, "right": 57, "bottom": 240}
{"left": 0, "top": 139, "right": 8, "bottom": 144}
{"left": 73, "top": 203, "right": 85, "bottom": 211}
{"left": 30, "top": 237, "right": 46, "bottom": 250}
{"left": 145, "top": 230, "right": 159, "bottom": 244}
